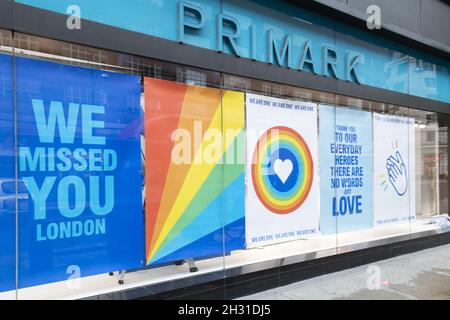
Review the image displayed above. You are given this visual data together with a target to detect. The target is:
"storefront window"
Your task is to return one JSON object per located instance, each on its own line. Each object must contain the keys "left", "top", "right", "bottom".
{"left": 411, "top": 109, "right": 449, "bottom": 226}
{"left": 0, "top": 31, "right": 447, "bottom": 299}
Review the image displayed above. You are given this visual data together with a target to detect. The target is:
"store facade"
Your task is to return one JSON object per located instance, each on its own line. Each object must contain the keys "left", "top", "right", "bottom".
{"left": 0, "top": 0, "right": 449, "bottom": 299}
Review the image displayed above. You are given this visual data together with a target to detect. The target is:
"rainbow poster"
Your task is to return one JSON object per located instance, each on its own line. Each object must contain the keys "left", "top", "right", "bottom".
{"left": 246, "top": 94, "right": 319, "bottom": 248}
{"left": 144, "top": 78, "right": 245, "bottom": 266}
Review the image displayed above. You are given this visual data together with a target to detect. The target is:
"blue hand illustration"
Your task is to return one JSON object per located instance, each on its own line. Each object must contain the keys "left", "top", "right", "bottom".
{"left": 386, "top": 151, "right": 408, "bottom": 196}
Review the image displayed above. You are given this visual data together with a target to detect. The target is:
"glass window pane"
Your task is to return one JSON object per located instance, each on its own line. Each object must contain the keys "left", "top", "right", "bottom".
{"left": 0, "top": 29, "right": 15, "bottom": 300}
{"left": 410, "top": 109, "right": 449, "bottom": 231}
{"left": 6, "top": 29, "right": 449, "bottom": 300}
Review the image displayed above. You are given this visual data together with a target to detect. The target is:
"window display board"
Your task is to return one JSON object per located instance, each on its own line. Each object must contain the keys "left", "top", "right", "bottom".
{"left": 245, "top": 93, "right": 319, "bottom": 248}
{"left": 16, "top": 57, "right": 144, "bottom": 288}
{"left": 373, "top": 113, "right": 416, "bottom": 226}
{"left": 144, "top": 78, "right": 245, "bottom": 266}
{"left": 0, "top": 54, "right": 15, "bottom": 292}
{"left": 319, "top": 105, "right": 374, "bottom": 234}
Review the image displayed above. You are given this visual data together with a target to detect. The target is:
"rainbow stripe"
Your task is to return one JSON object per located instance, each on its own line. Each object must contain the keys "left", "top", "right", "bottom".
{"left": 251, "top": 126, "right": 313, "bottom": 214}
{"left": 144, "top": 78, "right": 245, "bottom": 265}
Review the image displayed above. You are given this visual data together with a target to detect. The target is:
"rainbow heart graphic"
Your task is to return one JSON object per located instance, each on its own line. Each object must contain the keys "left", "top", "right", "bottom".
{"left": 251, "top": 126, "right": 313, "bottom": 214}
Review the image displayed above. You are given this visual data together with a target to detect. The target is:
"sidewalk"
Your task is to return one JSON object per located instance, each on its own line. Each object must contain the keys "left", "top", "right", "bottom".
{"left": 239, "top": 244, "right": 450, "bottom": 300}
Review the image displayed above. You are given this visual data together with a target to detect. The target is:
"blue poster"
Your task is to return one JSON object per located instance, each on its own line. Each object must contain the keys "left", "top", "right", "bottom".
{"left": 16, "top": 57, "right": 144, "bottom": 288}
{"left": 0, "top": 54, "right": 15, "bottom": 293}
{"left": 319, "top": 106, "right": 373, "bottom": 234}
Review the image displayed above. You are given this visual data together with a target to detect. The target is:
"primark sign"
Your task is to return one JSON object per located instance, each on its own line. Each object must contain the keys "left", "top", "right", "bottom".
{"left": 178, "top": 1, "right": 363, "bottom": 84}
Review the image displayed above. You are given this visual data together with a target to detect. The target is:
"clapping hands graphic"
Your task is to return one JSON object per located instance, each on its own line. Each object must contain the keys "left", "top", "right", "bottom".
{"left": 386, "top": 150, "right": 408, "bottom": 196}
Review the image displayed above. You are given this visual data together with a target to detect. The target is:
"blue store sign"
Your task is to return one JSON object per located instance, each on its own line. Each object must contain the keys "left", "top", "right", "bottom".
{"left": 15, "top": 0, "right": 450, "bottom": 103}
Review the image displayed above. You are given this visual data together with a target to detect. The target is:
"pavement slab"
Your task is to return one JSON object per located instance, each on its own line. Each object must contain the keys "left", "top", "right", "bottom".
{"left": 238, "top": 244, "right": 450, "bottom": 300}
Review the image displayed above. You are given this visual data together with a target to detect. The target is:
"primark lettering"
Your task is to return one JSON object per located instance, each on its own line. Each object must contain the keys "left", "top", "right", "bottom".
{"left": 178, "top": 1, "right": 362, "bottom": 83}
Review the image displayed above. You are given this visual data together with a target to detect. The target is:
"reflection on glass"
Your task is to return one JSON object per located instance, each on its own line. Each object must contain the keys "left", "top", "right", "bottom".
{"left": 0, "top": 51, "right": 15, "bottom": 299}
{"left": 0, "top": 30, "right": 445, "bottom": 300}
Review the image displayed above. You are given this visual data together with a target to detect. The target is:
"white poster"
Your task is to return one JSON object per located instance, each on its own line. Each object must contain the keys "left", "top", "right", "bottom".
{"left": 373, "top": 113, "right": 416, "bottom": 226}
{"left": 245, "top": 93, "right": 319, "bottom": 248}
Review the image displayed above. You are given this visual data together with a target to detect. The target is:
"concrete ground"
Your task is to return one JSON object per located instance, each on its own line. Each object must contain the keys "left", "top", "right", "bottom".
{"left": 239, "top": 244, "right": 450, "bottom": 300}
